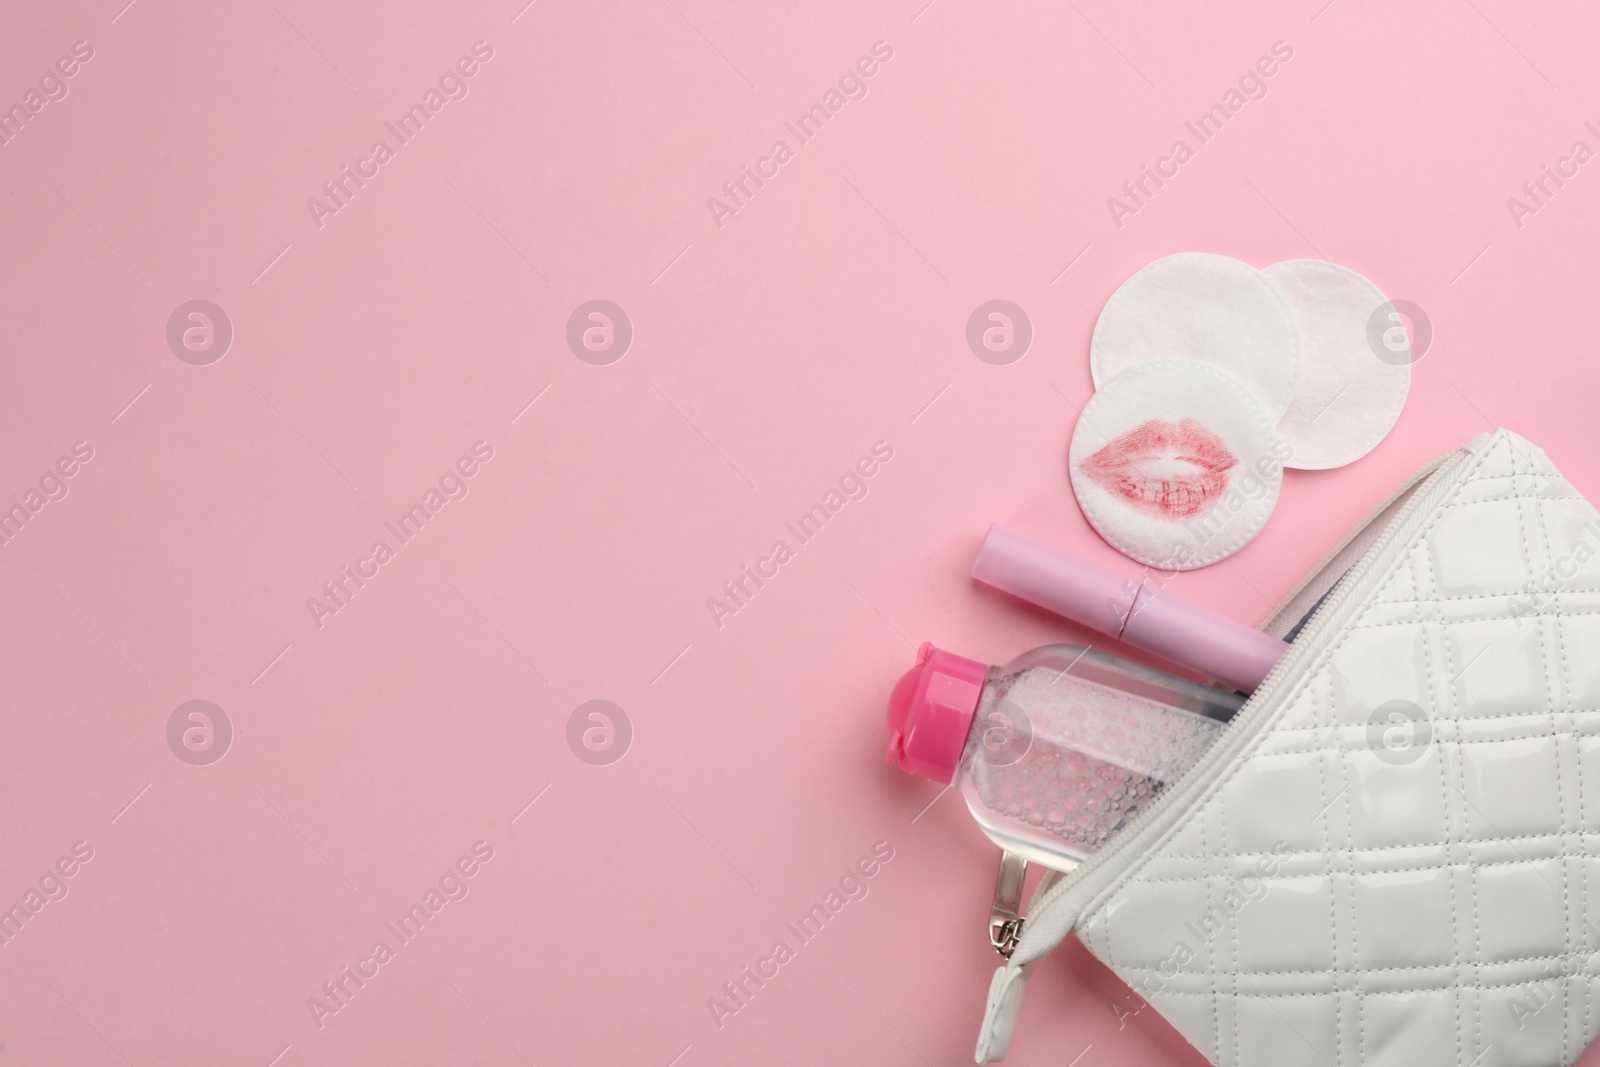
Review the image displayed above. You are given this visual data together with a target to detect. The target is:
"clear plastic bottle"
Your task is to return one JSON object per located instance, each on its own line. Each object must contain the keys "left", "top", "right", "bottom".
{"left": 885, "top": 642, "right": 1243, "bottom": 873}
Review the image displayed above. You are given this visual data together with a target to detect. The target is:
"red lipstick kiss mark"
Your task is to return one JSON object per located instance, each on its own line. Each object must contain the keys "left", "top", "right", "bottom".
{"left": 1080, "top": 418, "right": 1236, "bottom": 520}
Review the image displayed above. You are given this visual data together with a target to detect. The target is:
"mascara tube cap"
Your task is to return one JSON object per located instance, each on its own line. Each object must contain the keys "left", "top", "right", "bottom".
{"left": 971, "top": 524, "right": 1288, "bottom": 692}
{"left": 971, "top": 524, "right": 1138, "bottom": 640}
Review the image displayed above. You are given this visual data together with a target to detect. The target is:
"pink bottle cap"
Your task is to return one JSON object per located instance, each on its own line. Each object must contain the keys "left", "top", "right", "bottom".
{"left": 885, "top": 641, "right": 987, "bottom": 782}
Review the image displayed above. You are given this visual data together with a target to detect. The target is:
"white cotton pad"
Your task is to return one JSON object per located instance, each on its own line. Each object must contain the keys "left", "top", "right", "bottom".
{"left": 1090, "top": 253, "right": 1301, "bottom": 419}
{"left": 1069, "top": 360, "right": 1287, "bottom": 570}
{"left": 1262, "top": 259, "right": 1411, "bottom": 470}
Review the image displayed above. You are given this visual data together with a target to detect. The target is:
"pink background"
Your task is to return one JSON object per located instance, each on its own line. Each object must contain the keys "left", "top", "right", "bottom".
{"left": 1, "top": 0, "right": 1597, "bottom": 1064}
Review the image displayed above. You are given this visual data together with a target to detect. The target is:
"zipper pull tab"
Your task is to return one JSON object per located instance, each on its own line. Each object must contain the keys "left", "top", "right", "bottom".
{"left": 989, "top": 850, "right": 1028, "bottom": 958}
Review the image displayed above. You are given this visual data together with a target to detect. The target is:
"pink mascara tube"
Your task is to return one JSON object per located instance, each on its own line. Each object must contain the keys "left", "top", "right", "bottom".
{"left": 971, "top": 524, "right": 1288, "bottom": 693}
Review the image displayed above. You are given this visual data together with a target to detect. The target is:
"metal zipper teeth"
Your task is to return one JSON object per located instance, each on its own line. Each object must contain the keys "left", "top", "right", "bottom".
{"left": 1020, "top": 442, "right": 1482, "bottom": 934}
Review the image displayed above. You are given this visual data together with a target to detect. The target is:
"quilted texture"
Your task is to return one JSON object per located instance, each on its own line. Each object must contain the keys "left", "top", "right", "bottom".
{"left": 1074, "top": 431, "right": 1600, "bottom": 1067}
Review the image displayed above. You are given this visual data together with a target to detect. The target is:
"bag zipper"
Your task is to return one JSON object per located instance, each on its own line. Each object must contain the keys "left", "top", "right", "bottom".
{"left": 1015, "top": 435, "right": 1494, "bottom": 939}
{"left": 1259, "top": 449, "right": 1463, "bottom": 641}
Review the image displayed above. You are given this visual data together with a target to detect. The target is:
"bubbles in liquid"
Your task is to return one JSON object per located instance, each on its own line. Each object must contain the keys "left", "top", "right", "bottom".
{"left": 965, "top": 666, "right": 1222, "bottom": 854}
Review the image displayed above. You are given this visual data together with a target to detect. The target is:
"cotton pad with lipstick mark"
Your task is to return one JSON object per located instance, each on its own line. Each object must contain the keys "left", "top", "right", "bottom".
{"left": 1069, "top": 360, "right": 1287, "bottom": 570}
{"left": 1090, "top": 252, "right": 1301, "bottom": 419}
{"left": 1263, "top": 259, "right": 1411, "bottom": 470}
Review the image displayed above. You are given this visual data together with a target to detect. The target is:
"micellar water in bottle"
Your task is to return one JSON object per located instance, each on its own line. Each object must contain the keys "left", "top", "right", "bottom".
{"left": 885, "top": 642, "right": 1243, "bottom": 873}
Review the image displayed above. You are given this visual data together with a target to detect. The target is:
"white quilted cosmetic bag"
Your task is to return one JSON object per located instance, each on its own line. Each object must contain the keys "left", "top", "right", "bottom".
{"left": 977, "top": 429, "right": 1600, "bottom": 1067}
